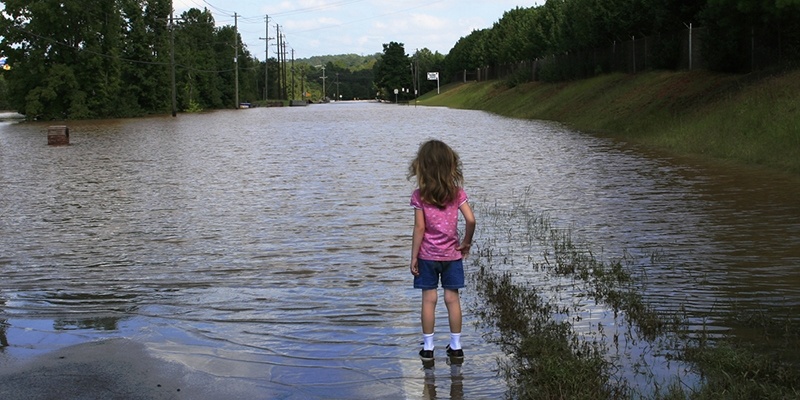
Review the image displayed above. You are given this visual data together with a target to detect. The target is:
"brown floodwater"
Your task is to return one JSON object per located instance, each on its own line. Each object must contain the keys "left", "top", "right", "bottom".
{"left": 1, "top": 102, "right": 798, "bottom": 398}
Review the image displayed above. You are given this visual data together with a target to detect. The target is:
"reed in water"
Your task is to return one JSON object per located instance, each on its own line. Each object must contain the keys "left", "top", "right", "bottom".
{"left": 468, "top": 197, "right": 800, "bottom": 399}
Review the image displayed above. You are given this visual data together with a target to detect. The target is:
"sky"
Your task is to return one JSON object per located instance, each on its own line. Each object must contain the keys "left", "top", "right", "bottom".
{"left": 174, "top": 0, "right": 543, "bottom": 61}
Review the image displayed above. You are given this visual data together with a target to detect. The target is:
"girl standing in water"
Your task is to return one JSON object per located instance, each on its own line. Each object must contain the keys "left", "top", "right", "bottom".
{"left": 408, "top": 140, "right": 476, "bottom": 361}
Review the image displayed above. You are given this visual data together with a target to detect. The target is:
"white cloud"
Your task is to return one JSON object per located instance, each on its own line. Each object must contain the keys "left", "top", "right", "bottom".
{"left": 172, "top": 0, "right": 543, "bottom": 59}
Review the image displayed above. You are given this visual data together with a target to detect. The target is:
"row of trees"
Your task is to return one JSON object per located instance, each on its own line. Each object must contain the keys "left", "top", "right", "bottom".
{"left": 0, "top": 1, "right": 272, "bottom": 119}
{"left": 4, "top": 0, "right": 799, "bottom": 118}
{"left": 292, "top": 57, "right": 378, "bottom": 101}
{"left": 443, "top": 0, "right": 800, "bottom": 81}
{"left": 0, "top": 0, "right": 399, "bottom": 118}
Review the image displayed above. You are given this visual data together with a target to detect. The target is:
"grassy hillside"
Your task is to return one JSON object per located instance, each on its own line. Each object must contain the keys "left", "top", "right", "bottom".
{"left": 419, "top": 69, "right": 800, "bottom": 175}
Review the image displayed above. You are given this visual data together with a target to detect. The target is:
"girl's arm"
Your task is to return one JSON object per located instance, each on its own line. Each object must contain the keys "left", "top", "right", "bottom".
{"left": 457, "top": 202, "right": 476, "bottom": 259}
{"left": 410, "top": 208, "right": 425, "bottom": 276}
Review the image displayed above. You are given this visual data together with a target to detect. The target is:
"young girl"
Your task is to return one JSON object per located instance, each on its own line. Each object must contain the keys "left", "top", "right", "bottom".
{"left": 408, "top": 140, "right": 476, "bottom": 361}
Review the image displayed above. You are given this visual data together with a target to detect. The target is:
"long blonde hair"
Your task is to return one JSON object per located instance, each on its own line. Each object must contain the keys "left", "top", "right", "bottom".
{"left": 408, "top": 140, "right": 464, "bottom": 207}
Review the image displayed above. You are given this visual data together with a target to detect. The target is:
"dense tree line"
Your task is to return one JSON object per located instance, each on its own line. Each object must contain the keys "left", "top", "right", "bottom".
{"left": 444, "top": 0, "right": 800, "bottom": 81}
{"left": 286, "top": 61, "right": 376, "bottom": 101}
{"left": 309, "top": 63, "right": 375, "bottom": 100}
{"left": 294, "top": 55, "right": 378, "bottom": 100}
{"left": 0, "top": 0, "right": 268, "bottom": 120}
{"left": 6, "top": 1, "right": 798, "bottom": 118}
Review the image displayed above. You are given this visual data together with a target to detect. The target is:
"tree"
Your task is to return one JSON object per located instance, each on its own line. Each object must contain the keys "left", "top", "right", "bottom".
{"left": 0, "top": 2, "right": 266, "bottom": 118}
{"left": 412, "top": 48, "right": 445, "bottom": 95}
{"left": 443, "top": 29, "right": 490, "bottom": 81}
{"left": 488, "top": 7, "right": 539, "bottom": 64}
{"left": 373, "top": 42, "right": 411, "bottom": 101}
{"left": 119, "top": 0, "right": 172, "bottom": 115}
{"left": 1, "top": 0, "right": 127, "bottom": 119}
{"left": 174, "top": 8, "right": 222, "bottom": 110}
{"left": 701, "top": 0, "right": 800, "bottom": 72}
{"left": 0, "top": 75, "right": 9, "bottom": 110}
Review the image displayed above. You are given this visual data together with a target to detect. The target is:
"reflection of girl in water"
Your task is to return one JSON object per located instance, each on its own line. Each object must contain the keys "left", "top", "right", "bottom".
{"left": 408, "top": 140, "right": 476, "bottom": 361}
{"left": 420, "top": 355, "right": 464, "bottom": 399}
{"left": 0, "top": 295, "right": 8, "bottom": 347}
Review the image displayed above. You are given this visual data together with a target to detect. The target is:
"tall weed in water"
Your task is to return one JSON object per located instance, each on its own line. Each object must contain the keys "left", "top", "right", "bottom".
{"left": 473, "top": 261, "right": 624, "bottom": 399}
{"left": 468, "top": 196, "right": 800, "bottom": 399}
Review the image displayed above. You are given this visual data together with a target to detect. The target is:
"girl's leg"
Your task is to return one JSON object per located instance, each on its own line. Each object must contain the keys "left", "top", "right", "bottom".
{"left": 443, "top": 289, "right": 462, "bottom": 334}
{"left": 421, "top": 289, "right": 438, "bottom": 334}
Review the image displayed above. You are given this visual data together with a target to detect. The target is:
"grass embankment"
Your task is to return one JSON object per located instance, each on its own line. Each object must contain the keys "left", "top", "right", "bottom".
{"left": 419, "top": 69, "right": 800, "bottom": 175}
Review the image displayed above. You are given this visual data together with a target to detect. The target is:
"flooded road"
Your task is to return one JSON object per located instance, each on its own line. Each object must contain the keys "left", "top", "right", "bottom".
{"left": 1, "top": 102, "right": 799, "bottom": 398}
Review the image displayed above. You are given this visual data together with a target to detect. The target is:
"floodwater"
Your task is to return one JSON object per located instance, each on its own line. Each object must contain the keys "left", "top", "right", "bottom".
{"left": 1, "top": 102, "right": 799, "bottom": 398}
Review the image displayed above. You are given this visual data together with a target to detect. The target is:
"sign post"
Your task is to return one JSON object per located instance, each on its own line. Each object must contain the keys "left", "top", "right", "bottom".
{"left": 427, "top": 72, "right": 440, "bottom": 94}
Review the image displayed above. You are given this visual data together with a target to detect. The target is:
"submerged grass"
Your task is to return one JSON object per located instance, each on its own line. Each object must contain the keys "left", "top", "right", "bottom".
{"left": 473, "top": 264, "right": 622, "bottom": 399}
{"left": 468, "top": 197, "right": 800, "bottom": 399}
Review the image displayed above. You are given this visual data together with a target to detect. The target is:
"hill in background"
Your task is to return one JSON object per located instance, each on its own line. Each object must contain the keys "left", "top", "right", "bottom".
{"left": 297, "top": 54, "right": 380, "bottom": 71}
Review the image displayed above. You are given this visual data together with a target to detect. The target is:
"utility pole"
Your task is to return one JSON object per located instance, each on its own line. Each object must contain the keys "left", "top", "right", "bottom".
{"left": 335, "top": 72, "right": 340, "bottom": 101}
{"left": 170, "top": 10, "right": 177, "bottom": 117}
{"left": 259, "top": 15, "right": 272, "bottom": 100}
{"left": 320, "top": 66, "right": 327, "bottom": 100}
{"left": 234, "top": 13, "right": 239, "bottom": 109}
{"left": 411, "top": 54, "right": 419, "bottom": 106}
{"left": 274, "top": 25, "right": 282, "bottom": 100}
{"left": 684, "top": 22, "right": 693, "bottom": 70}
{"left": 291, "top": 49, "right": 295, "bottom": 100}
{"left": 300, "top": 65, "right": 306, "bottom": 100}
{"left": 282, "top": 35, "right": 288, "bottom": 100}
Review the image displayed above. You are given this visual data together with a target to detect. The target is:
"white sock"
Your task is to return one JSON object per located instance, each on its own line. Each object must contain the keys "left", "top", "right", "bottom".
{"left": 449, "top": 333, "right": 461, "bottom": 350}
{"left": 423, "top": 333, "right": 435, "bottom": 351}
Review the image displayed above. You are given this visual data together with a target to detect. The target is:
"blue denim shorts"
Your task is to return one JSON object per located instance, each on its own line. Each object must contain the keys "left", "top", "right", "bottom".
{"left": 414, "top": 259, "right": 465, "bottom": 290}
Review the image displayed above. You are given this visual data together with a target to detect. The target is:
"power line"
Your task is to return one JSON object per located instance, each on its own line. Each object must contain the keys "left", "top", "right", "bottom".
{"left": 291, "top": 0, "right": 447, "bottom": 35}
{"left": 270, "top": 0, "right": 368, "bottom": 17}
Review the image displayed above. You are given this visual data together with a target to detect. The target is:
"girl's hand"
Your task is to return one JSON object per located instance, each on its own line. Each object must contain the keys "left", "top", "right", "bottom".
{"left": 410, "top": 258, "right": 420, "bottom": 276}
{"left": 457, "top": 242, "right": 471, "bottom": 259}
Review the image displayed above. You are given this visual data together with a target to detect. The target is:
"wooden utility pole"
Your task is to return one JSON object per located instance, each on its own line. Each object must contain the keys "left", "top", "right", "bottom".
{"left": 291, "top": 49, "right": 295, "bottom": 100}
{"left": 275, "top": 25, "right": 281, "bottom": 100}
{"left": 259, "top": 15, "right": 271, "bottom": 100}
{"left": 320, "top": 66, "right": 327, "bottom": 100}
{"left": 335, "top": 73, "right": 340, "bottom": 101}
{"left": 234, "top": 13, "right": 239, "bottom": 109}
{"left": 282, "top": 35, "right": 288, "bottom": 100}
{"left": 170, "top": 10, "right": 177, "bottom": 117}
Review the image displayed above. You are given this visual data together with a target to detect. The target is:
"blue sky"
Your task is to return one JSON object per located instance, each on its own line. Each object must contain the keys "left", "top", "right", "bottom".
{"left": 174, "top": 0, "right": 542, "bottom": 60}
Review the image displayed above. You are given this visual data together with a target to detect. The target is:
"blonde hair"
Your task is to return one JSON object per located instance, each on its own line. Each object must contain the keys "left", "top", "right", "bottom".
{"left": 408, "top": 140, "right": 464, "bottom": 207}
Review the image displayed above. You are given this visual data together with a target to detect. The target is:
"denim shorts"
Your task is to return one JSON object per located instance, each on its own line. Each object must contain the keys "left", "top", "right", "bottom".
{"left": 414, "top": 259, "right": 465, "bottom": 290}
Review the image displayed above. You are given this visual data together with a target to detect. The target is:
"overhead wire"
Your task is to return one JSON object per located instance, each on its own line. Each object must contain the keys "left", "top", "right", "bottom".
{"left": 186, "top": 0, "right": 448, "bottom": 59}
{"left": 6, "top": 0, "right": 447, "bottom": 69}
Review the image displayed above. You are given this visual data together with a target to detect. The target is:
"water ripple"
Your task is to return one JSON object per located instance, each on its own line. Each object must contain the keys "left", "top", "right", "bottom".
{"left": 2, "top": 103, "right": 799, "bottom": 397}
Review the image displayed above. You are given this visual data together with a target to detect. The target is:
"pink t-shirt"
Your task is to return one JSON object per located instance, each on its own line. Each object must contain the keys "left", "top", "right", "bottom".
{"left": 410, "top": 188, "right": 468, "bottom": 261}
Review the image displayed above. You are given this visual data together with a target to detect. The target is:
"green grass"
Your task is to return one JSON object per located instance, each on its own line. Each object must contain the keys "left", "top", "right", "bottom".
{"left": 420, "top": 69, "right": 800, "bottom": 175}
